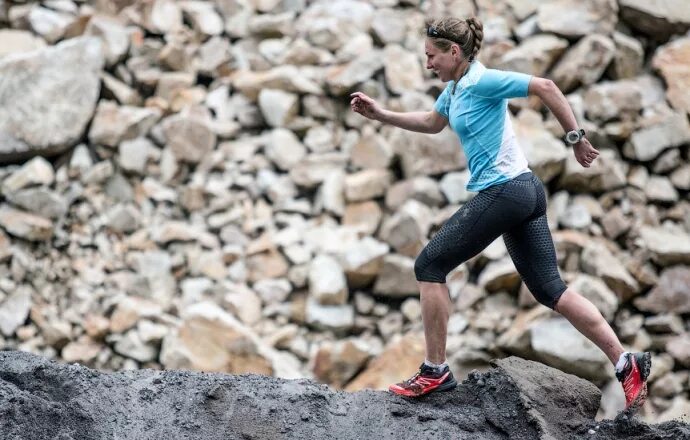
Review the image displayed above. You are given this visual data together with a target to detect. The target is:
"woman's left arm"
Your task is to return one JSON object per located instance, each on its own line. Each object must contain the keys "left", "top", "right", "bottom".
{"left": 528, "top": 77, "right": 599, "bottom": 168}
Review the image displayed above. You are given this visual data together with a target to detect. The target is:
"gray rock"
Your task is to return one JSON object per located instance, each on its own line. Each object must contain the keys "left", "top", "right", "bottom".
{"left": 635, "top": 267, "right": 690, "bottom": 313}
{"left": 623, "top": 112, "right": 690, "bottom": 162}
{"left": 0, "top": 204, "right": 52, "bottom": 242}
{"left": 620, "top": 0, "right": 690, "bottom": 41}
{"left": 5, "top": 188, "right": 68, "bottom": 220}
{"left": 258, "top": 89, "right": 299, "bottom": 127}
{"left": 638, "top": 226, "right": 690, "bottom": 266}
{"left": 530, "top": 317, "right": 612, "bottom": 381}
{"left": 89, "top": 101, "right": 162, "bottom": 148}
{"left": 0, "top": 285, "right": 32, "bottom": 336}
{"left": 0, "top": 29, "right": 45, "bottom": 57}
{"left": 308, "top": 254, "right": 348, "bottom": 305}
{"left": 537, "top": 0, "right": 618, "bottom": 37}
{"left": 0, "top": 37, "right": 104, "bottom": 162}
{"left": 551, "top": 34, "right": 615, "bottom": 92}
{"left": 373, "top": 254, "right": 418, "bottom": 297}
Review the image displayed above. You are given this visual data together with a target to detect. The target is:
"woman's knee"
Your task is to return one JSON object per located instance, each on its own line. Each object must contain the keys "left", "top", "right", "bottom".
{"left": 414, "top": 252, "right": 447, "bottom": 283}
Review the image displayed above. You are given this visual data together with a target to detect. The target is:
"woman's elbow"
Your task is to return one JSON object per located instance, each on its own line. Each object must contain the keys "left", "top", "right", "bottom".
{"left": 529, "top": 77, "right": 559, "bottom": 98}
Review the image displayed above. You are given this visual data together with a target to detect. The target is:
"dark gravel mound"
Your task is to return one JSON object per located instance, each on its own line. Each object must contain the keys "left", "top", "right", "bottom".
{"left": 1, "top": 350, "right": 688, "bottom": 440}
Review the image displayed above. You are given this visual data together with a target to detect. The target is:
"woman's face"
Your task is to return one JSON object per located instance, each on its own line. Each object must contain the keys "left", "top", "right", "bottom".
{"left": 425, "top": 39, "right": 461, "bottom": 82}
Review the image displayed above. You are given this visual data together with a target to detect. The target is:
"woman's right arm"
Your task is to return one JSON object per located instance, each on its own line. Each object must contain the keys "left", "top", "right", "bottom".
{"left": 350, "top": 92, "right": 447, "bottom": 134}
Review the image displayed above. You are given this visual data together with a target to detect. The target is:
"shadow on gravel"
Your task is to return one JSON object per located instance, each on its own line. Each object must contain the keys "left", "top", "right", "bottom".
{"left": 1, "top": 350, "right": 688, "bottom": 440}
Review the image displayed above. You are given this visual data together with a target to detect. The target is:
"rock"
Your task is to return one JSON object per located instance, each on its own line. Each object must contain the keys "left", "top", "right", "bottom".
{"left": 530, "top": 317, "right": 612, "bottom": 381}
{"left": 61, "top": 336, "right": 103, "bottom": 363}
{"left": 327, "top": 50, "right": 384, "bottom": 96}
{"left": 28, "top": 6, "right": 74, "bottom": 43}
{"left": 89, "top": 101, "right": 162, "bottom": 148}
{"left": 383, "top": 44, "right": 424, "bottom": 94}
{"left": 2, "top": 156, "right": 54, "bottom": 193}
{"left": 297, "top": 1, "right": 375, "bottom": 52}
{"left": 656, "top": 396, "right": 690, "bottom": 424}
{"left": 580, "top": 243, "right": 639, "bottom": 301}
{"left": 439, "top": 171, "right": 473, "bottom": 204}
{"left": 304, "top": 123, "right": 341, "bottom": 153}
{"left": 619, "top": 0, "right": 690, "bottom": 41}
{"left": 666, "top": 335, "right": 690, "bottom": 368}
{"left": 158, "top": 113, "right": 216, "bottom": 164}
{"left": 645, "top": 176, "right": 679, "bottom": 203}
{"left": 0, "top": 285, "right": 31, "bottom": 336}
{"left": 6, "top": 188, "right": 68, "bottom": 220}
{"left": 118, "top": 137, "right": 153, "bottom": 174}
{"left": 309, "top": 254, "right": 348, "bottom": 305}
{"left": 623, "top": 112, "right": 690, "bottom": 162}
{"left": 557, "top": 149, "right": 626, "bottom": 193}
{"left": 0, "top": 29, "right": 45, "bottom": 57}
{"left": 551, "top": 34, "right": 615, "bottom": 92}
{"left": 305, "top": 298, "right": 354, "bottom": 332}
{"left": 477, "top": 257, "right": 521, "bottom": 293}
{"left": 223, "top": 284, "right": 262, "bottom": 325}
{"left": 339, "top": 236, "right": 389, "bottom": 288}
{"left": 346, "top": 332, "right": 424, "bottom": 391}
{"left": 583, "top": 80, "right": 643, "bottom": 123}
{"left": 635, "top": 267, "right": 690, "bottom": 314}
{"left": 601, "top": 207, "right": 631, "bottom": 240}
{"left": 344, "top": 169, "right": 392, "bottom": 202}
{"left": 180, "top": 0, "right": 223, "bottom": 37}
{"left": 161, "top": 301, "right": 301, "bottom": 378}
{"left": 385, "top": 176, "right": 444, "bottom": 210}
{"left": 372, "top": 254, "right": 418, "bottom": 298}
{"left": 85, "top": 15, "right": 130, "bottom": 67}
{"left": 567, "top": 274, "right": 620, "bottom": 321}
{"left": 378, "top": 211, "right": 424, "bottom": 258}
{"left": 609, "top": 31, "right": 644, "bottom": 80}
{"left": 496, "top": 34, "right": 569, "bottom": 76}
{"left": 350, "top": 127, "right": 394, "bottom": 170}
{"left": 0, "top": 205, "right": 52, "bottom": 242}
{"left": 232, "top": 65, "right": 322, "bottom": 101}
{"left": 652, "top": 37, "right": 690, "bottom": 115}
{"left": 0, "top": 37, "right": 104, "bottom": 162}
{"left": 343, "top": 201, "right": 383, "bottom": 235}
{"left": 390, "top": 128, "right": 465, "bottom": 178}
{"left": 312, "top": 338, "right": 370, "bottom": 388}
{"left": 113, "top": 330, "right": 158, "bottom": 363}
{"left": 638, "top": 226, "right": 690, "bottom": 266}
{"left": 258, "top": 89, "right": 299, "bottom": 127}
{"left": 537, "top": 0, "right": 618, "bottom": 37}
{"left": 265, "top": 128, "right": 307, "bottom": 171}
{"left": 289, "top": 153, "right": 348, "bottom": 188}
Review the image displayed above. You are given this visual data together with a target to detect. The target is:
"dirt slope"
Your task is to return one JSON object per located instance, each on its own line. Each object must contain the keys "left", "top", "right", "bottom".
{"left": 1, "top": 351, "right": 688, "bottom": 440}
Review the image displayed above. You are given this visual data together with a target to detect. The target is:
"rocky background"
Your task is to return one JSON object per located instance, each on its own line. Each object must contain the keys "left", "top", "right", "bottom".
{"left": 0, "top": 0, "right": 688, "bottom": 425}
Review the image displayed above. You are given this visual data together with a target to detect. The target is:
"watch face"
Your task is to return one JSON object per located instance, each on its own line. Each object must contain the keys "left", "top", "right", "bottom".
{"left": 566, "top": 131, "right": 580, "bottom": 143}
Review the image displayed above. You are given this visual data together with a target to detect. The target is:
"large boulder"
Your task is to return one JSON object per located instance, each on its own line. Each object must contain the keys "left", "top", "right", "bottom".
{"left": 0, "top": 37, "right": 104, "bottom": 162}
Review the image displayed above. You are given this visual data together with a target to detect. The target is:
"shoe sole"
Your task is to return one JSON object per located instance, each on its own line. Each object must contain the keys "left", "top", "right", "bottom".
{"left": 627, "top": 352, "right": 652, "bottom": 412}
{"left": 390, "top": 378, "right": 458, "bottom": 397}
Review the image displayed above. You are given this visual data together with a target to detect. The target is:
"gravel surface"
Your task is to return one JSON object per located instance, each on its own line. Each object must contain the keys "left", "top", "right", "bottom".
{"left": 1, "top": 350, "right": 688, "bottom": 440}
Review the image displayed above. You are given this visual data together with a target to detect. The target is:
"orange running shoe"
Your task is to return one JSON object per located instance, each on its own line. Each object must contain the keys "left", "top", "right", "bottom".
{"left": 616, "top": 352, "right": 652, "bottom": 411}
{"left": 389, "top": 363, "right": 457, "bottom": 397}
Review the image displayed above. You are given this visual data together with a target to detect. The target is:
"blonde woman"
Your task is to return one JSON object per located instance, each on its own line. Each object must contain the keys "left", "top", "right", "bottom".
{"left": 350, "top": 16, "right": 650, "bottom": 412}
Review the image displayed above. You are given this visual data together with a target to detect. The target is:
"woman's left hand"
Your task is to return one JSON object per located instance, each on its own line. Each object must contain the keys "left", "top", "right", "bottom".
{"left": 573, "top": 138, "right": 599, "bottom": 168}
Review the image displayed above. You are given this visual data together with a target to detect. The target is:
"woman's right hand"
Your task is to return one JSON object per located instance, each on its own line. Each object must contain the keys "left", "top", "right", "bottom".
{"left": 350, "top": 92, "right": 382, "bottom": 120}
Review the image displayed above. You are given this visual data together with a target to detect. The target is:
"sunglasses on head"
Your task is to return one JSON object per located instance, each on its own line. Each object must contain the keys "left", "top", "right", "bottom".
{"left": 426, "top": 26, "right": 462, "bottom": 45}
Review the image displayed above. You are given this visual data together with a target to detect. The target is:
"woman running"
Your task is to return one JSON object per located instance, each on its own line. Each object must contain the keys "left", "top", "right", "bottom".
{"left": 350, "top": 16, "right": 650, "bottom": 412}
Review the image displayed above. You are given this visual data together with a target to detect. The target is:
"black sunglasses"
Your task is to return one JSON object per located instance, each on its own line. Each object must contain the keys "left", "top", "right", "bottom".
{"left": 426, "top": 26, "right": 462, "bottom": 45}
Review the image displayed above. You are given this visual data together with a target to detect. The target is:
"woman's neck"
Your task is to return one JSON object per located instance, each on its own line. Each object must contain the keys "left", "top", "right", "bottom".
{"left": 452, "top": 59, "right": 472, "bottom": 83}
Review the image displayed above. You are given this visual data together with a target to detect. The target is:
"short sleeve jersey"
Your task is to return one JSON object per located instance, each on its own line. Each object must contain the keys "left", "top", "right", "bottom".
{"left": 434, "top": 61, "right": 532, "bottom": 192}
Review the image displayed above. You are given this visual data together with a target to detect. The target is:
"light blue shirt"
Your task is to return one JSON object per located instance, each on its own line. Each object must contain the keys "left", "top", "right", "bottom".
{"left": 434, "top": 61, "right": 532, "bottom": 191}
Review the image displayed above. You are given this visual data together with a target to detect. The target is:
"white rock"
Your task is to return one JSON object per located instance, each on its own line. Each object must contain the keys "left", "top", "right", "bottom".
{"left": 309, "top": 254, "right": 348, "bottom": 305}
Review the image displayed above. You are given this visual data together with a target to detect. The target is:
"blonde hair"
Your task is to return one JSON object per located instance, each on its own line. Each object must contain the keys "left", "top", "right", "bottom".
{"left": 425, "top": 17, "right": 484, "bottom": 61}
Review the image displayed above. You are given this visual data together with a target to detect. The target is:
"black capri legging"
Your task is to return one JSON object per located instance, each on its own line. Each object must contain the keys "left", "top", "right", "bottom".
{"left": 414, "top": 171, "right": 567, "bottom": 309}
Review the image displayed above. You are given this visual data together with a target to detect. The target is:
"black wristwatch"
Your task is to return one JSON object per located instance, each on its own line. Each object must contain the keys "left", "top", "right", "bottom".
{"left": 564, "top": 128, "right": 586, "bottom": 145}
